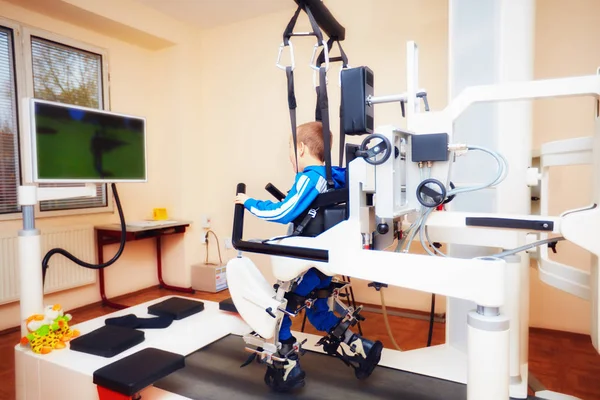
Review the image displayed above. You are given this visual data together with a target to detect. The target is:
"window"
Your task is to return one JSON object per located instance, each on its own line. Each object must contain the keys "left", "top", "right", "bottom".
{"left": 0, "top": 27, "right": 20, "bottom": 215}
{"left": 30, "top": 36, "right": 107, "bottom": 211}
{"left": 0, "top": 18, "right": 111, "bottom": 218}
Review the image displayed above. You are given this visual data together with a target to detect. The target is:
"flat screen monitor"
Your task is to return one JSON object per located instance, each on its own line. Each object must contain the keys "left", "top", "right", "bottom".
{"left": 29, "top": 99, "right": 147, "bottom": 183}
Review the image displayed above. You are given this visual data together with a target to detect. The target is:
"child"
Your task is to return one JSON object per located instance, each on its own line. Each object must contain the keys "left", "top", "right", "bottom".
{"left": 235, "top": 121, "right": 382, "bottom": 392}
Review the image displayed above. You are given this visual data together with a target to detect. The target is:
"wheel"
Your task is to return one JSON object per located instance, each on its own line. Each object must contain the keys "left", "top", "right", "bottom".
{"left": 358, "top": 134, "right": 392, "bottom": 165}
{"left": 416, "top": 178, "right": 447, "bottom": 208}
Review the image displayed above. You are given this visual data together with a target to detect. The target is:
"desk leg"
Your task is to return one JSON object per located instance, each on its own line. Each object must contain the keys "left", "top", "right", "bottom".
{"left": 97, "top": 234, "right": 127, "bottom": 309}
{"left": 156, "top": 235, "right": 195, "bottom": 293}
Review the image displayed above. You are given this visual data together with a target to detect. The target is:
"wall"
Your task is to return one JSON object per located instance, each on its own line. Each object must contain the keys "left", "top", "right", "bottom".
{"left": 0, "top": 0, "right": 200, "bottom": 331}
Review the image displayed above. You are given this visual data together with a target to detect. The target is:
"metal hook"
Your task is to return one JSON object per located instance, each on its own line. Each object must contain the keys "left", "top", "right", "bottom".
{"left": 309, "top": 41, "right": 330, "bottom": 72}
{"left": 276, "top": 41, "right": 295, "bottom": 71}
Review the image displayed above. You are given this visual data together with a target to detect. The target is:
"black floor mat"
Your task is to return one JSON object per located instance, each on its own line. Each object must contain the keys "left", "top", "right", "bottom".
{"left": 154, "top": 334, "right": 475, "bottom": 400}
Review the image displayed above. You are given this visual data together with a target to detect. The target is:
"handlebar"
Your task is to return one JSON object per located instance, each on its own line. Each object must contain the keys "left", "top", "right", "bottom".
{"left": 232, "top": 183, "right": 329, "bottom": 262}
{"left": 265, "top": 183, "right": 286, "bottom": 201}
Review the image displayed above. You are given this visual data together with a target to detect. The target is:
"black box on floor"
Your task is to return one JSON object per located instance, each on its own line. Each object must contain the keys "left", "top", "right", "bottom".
{"left": 69, "top": 325, "right": 145, "bottom": 358}
{"left": 147, "top": 297, "right": 204, "bottom": 320}
{"left": 93, "top": 347, "right": 184, "bottom": 396}
{"left": 341, "top": 66, "right": 374, "bottom": 135}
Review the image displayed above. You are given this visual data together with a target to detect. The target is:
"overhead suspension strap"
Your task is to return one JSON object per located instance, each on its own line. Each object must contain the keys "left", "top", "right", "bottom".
{"left": 283, "top": 5, "right": 324, "bottom": 46}
{"left": 279, "top": 4, "right": 346, "bottom": 189}
{"left": 317, "top": 66, "right": 334, "bottom": 189}
{"left": 315, "top": 37, "right": 349, "bottom": 168}
{"left": 287, "top": 66, "right": 299, "bottom": 174}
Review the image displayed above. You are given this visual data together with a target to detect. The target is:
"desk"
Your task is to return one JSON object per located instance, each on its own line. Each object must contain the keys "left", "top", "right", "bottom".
{"left": 95, "top": 221, "right": 195, "bottom": 309}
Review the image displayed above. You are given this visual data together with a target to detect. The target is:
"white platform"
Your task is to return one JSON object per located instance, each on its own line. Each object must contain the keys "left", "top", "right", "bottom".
{"left": 14, "top": 296, "right": 250, "bottom": 400}
{"left": 15, "top": 295, "right": 411, "bottom": 400}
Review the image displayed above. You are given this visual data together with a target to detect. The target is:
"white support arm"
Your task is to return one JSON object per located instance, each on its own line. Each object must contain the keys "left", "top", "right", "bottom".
{"left": 329, "top": 246, "right": 505, "bottom": 307}
{"left": 447, "top": 74, "right": 600, "bottom": 121}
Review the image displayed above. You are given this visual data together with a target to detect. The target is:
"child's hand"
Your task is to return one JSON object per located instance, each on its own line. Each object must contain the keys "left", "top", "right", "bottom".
{"left": 235, "top": 193, "right": 250, "bottom": 205}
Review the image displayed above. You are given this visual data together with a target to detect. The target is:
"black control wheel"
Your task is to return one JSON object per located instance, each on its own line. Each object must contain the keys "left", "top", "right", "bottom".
{"left": 357, "top": 134, "right": 392, "bottom": 165}
{"left": 443, "top": 182, "right": 456, "bottom": 205}
{"left": 416, "top": 179, "right": 447, "bottom": 208}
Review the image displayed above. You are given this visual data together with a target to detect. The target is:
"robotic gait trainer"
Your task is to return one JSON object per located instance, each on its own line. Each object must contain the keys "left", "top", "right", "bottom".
{"left": 226, "top": 1, "right": 600, "bottom": 399}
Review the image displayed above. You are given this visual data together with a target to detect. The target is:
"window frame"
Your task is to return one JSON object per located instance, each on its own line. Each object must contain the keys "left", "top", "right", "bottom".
{"left": 0, "top": 16, "right": 114, "bottom": 221}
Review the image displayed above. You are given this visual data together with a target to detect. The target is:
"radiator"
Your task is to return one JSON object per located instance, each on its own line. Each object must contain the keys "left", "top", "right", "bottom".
{"left": 0, "top": 225, "right": 97, "bottom": 305}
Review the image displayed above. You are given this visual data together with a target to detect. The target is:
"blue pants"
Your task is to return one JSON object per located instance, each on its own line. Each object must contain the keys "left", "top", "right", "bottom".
{"left": 278, "top": 268, "right": 340, "bottom": 342}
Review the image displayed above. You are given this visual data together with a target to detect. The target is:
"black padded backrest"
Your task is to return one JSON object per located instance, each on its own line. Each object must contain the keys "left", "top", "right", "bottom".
{"left": 93, "top": 347, "right": 185, "bottom": 396}
{"left": 292, "top": 188, "right": 349, "bottom": 237}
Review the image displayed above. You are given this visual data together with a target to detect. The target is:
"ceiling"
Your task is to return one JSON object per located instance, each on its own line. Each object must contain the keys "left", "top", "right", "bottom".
{"left": 137, "top": 0, "right": 297, "bottom": 30}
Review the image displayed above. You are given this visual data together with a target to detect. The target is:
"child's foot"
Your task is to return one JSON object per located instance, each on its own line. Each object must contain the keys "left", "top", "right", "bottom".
{"left": 264, "top": 355, "right": 306, "bottom": 392}
{"left": 346, "top": 334, "right": 383, "bottom": 380}
{"left": 264, "top": 339, "right": 306, "bottom": 392}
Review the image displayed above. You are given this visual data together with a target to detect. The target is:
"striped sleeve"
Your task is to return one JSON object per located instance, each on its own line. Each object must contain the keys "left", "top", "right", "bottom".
{"left": 243, "top": 172, "right": 325, "bottom": 224}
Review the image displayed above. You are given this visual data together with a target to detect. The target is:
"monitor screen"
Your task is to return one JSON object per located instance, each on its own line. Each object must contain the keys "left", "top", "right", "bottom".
{"left": 30, "top": 99, "right": 147, "bottom": 183}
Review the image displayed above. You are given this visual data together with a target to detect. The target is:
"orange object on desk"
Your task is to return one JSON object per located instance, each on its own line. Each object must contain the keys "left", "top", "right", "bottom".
{"left": 153, "top": 208, "right": 168, "bottom": 220}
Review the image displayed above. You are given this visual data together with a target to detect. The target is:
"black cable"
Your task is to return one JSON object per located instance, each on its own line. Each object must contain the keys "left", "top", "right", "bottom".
{"left": 427, "top": 293, "right": 435, "bottom": 347}
{"left": 42, "top": 183, "right": 127, "bottom": 287}
{"left": 204, "top": 230, "right": 223, "bottom": 265}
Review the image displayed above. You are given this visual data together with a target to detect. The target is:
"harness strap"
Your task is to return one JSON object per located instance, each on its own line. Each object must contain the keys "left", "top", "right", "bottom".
{"left": 317, "top": 66, "right": 334, "bottom": 189}
{"left": 286, "top": 66, "right": 298, "bottom": 174}
{"left": 283, "top": 5, "right": 323, "bottom": 46}
{"left": 316, "top": 38, "right": 349, "bottom": 168}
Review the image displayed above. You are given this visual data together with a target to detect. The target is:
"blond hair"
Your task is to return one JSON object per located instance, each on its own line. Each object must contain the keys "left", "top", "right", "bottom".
{"left": 294, "top": 121, "right": 332, "bottom": 162}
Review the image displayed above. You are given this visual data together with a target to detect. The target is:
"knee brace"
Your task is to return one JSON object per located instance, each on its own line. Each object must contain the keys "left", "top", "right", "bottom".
{"left": 281, "top": 278, "right": 350, "bottom": 316}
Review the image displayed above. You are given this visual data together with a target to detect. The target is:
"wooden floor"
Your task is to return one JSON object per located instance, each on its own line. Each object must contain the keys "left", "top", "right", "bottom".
{"left": 1, "top": 286, "right": 599, "bottom": 400}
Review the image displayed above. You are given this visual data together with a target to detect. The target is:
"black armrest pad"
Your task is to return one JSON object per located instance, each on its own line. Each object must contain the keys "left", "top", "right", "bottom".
{"left": 218, "top": 297, "right": 238, "bottom": 313}
{"left": 147, "top": 297, "right": 204, "bottom": 320}
{"left": 69, "top": 325, "right": 145, "bottom": 358}
{"left": 93, "top": 348, "right": 185, "bottom": 395}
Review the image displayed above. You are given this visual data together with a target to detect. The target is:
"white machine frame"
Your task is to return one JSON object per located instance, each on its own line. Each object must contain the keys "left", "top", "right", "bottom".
{"left": 226, "top": 40, "right": 600, "bottom": 400}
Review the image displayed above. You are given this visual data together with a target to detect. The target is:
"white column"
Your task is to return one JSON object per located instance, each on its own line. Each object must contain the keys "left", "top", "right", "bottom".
{"left": 448, "top": 0, "right": 535, "bottom": 398}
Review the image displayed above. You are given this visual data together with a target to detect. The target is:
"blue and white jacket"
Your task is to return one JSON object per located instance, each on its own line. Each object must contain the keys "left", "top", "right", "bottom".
{"left": 243, "top": 165, "right": 346, "bottom": 224}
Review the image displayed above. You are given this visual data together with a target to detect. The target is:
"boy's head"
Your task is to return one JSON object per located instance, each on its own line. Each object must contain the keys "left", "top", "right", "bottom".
{"left": 289, "top": 121, "right": 333, "bottom": 173}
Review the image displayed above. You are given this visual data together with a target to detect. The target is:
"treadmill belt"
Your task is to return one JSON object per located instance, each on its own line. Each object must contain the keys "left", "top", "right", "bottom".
{"left": 155, "top": 334, "right": 469, "bottom": 399}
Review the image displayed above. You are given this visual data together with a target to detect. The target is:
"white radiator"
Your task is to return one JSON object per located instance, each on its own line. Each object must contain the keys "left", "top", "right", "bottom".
{"left": 0, "top": 225, "right": 97, "bottom": 305}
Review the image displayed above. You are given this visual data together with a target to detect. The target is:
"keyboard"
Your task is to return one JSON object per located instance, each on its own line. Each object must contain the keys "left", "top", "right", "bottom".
{"left": 126, "top": 220, "right": 178, "bottom": 228}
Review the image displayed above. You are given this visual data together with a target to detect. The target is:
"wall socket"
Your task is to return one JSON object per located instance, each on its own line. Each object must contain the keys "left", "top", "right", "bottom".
{"left": 224, "top": 237, "right": 233, "bottom": 249}
{"left": 201, "top": 214, "right": 211, "bottom": 228}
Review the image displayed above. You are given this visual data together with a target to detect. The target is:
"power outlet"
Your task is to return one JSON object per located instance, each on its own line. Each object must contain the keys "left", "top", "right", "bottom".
{"left": 224, "top": 237, "right": 233, "bottom": 249}
{"left": 201, "top": 214, "right": 211, "bottom": 228}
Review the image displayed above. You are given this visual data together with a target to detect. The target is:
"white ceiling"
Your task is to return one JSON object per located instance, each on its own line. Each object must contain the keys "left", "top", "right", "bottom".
{"left": 137, "top": 0, "right": 297, "bottom": 30}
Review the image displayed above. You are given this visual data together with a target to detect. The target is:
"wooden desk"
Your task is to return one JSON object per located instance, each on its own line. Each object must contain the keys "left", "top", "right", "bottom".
{"left": 94, "top": 221, "right": 195, "bottom": 309}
